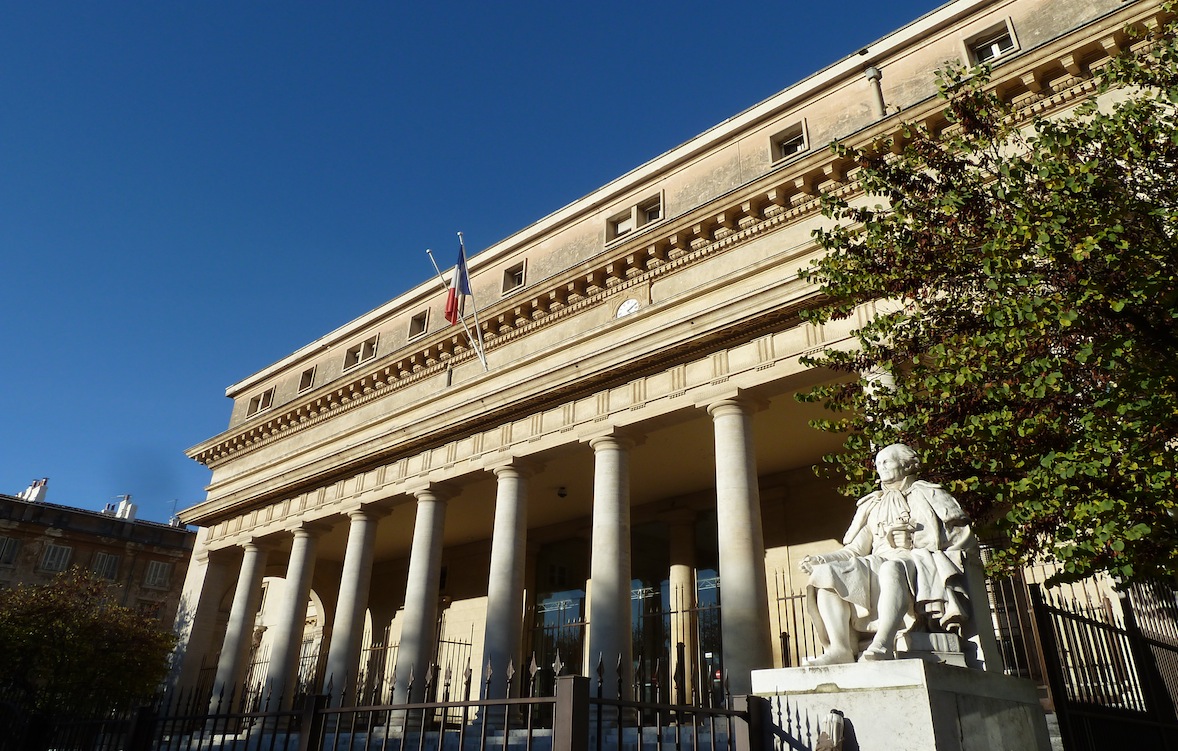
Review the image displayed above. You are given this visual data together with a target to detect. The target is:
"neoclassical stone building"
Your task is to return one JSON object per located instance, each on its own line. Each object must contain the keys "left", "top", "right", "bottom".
{"left": 173, "top": 0, "right": 1158, "bottom": 706}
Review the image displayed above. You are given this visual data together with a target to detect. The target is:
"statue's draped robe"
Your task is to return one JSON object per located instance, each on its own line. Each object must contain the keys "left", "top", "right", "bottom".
{"left": 805, "top": 479, "right": 976, "bottom": 652}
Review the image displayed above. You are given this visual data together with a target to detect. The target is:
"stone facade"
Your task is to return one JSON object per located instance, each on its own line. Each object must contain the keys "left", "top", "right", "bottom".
{"left": 174, "top": 0, "right": 1160, "bottom": 706}
{"left": 0, "top": 493, "right": 195, "bottom": 623}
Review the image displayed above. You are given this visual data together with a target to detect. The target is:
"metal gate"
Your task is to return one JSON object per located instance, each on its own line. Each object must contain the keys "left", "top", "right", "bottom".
{"left": 530, "top": 596, "right": 587, "bottom": 697}
{"left": 356, "top": 626, "right": 398, "bottom": 706}
{"left": 1031, "top": 581, "right": 1178, "bottom": 750}
{"left": 630, "top": 578, "right": 724, "bottom": 707}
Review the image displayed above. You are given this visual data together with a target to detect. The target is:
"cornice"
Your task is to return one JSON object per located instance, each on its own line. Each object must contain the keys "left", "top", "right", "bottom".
{"left": 187, "top": 2, "right": 1157, "bottom": 471}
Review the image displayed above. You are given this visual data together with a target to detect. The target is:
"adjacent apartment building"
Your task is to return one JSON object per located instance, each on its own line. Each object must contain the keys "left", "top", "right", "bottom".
{"left": 173, "top": 0, "right": 1158, "bottom": 706}
{"left": 0, "top": 481, "right": 196, "bottom": 623}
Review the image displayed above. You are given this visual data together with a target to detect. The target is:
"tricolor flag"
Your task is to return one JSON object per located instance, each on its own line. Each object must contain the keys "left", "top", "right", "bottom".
{"left": 444, "top": 244, "right": 472, "bottom": 325}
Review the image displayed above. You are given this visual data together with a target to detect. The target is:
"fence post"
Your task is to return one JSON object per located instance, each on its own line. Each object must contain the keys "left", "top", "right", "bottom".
{"left": 1029, "top": 585, "right": 1079, "bottom": 751}
{"left": 553, "top": 675, "right": 588, "bottom": 751}
{"left": 674, "top": 642, "right": 686, "bottom": 706}
{"left": 1120, "top": 586, "right": 1178, "bottom": 723}
{"left": 732, "top": 695, "right": 772, "bottom": 751}
{"left": 125, "top": 705, "right": 158, "bottom": 751}
{"left": 296, "top": 694, "right": 330, "bottom": 751}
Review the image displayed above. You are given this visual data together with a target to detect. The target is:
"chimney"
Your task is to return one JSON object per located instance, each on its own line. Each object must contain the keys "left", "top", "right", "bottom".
{"left": 16, "top": 478, "right": 48, "bottom": 503}
{"left": 114, "top": 494, "right": 137, "bottom": 522}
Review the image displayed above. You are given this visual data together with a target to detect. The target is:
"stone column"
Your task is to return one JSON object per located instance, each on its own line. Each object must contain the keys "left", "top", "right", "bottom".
{"left": 482, "top": 463, "right": 531, "bottom": 698}
{"left": 265, "top": 525, "right": 321, "bottom": 708}
{"left": 708, "top": 398, "right": 773, "bottom": 695}
{"left": 666, "top": 512, "right": 696, "bottom": 704}
{"left": 393, "top": 487, "right": 448, "bottom": 703}
{"left": 210, "top": 541, "right": 269, "bottom": 705}
{"left": 168, "top": 535, "right": 233, "bottom": 693}
{"left": 587, "top": 434, "right": 633, "bottom": 699}
{"left": 322, "top": 509, "right": 380, "bottom": 703}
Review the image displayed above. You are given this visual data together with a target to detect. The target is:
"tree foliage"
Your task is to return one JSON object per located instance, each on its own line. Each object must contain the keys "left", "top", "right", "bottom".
{"left": 0, "top": 567, "right": 176, "bottom": 714}
{"left": 798, "top": 13, "right": 1178, "bottom": 583}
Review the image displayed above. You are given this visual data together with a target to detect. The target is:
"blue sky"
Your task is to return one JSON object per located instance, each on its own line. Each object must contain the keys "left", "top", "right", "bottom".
{"left": 0, "top": 0, "right": 944, "bottom": 522}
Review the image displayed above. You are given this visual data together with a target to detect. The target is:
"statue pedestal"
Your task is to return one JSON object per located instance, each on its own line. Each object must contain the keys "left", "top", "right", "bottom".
{"left": 751, "top": 660, "right": 1049, "bottom": 751}
{"left": 896, "top": 632, "right": 970, "bottom": 667}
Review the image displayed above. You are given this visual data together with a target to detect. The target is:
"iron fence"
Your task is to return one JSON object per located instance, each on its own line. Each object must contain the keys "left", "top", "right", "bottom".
{"left": 22, "top": 661, "right": 772, "bottom": 751}
{"left": 1031, "top": 582, "right": 1178, "bottom": 751}
{"left": 770, "top": 578, "right": 820, "bottom": 670}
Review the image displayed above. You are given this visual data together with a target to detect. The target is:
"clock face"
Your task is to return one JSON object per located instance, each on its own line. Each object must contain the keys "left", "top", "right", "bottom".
{"left": 616, "top": 299, "right": 640, "bottom": 318}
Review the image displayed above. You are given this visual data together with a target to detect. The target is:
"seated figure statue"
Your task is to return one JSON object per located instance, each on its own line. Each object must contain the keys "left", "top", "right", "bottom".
{"left": 801, "top": 443, "right": 986, "bottom": 665}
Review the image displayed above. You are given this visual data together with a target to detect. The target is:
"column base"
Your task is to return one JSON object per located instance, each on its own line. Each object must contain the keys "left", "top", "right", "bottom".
{"left": 751, "top": 660, "right": 1051, "bottom": 751}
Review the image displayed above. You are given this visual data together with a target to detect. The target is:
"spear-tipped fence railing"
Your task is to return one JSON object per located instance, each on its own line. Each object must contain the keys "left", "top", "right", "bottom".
{"left": 1031, "top": 582, "right": 1178, "bottom": 751}
{"left": 3, "top": 649, "right": 773, "bottom": 751}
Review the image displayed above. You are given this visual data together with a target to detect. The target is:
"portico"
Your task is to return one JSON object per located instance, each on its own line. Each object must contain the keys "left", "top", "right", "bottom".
{"left": 175, "top": 359, "right": 852, "bottom": 707}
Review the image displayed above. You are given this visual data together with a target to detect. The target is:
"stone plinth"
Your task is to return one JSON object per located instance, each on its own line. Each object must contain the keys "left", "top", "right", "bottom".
{"left": 751, "top": 660, "right": 1050, "bottom": 751}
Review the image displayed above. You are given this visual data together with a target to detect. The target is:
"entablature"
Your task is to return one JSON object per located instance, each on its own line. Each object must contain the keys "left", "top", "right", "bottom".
{"left": 181, "top": 297, "right": 874, "bottom": 533}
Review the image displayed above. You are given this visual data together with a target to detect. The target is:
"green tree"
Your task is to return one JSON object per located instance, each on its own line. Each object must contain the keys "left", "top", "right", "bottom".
{"left": 0, "top": 567, "right": 176, "bottom": 714}
{"left": 798, "top": 14, "right": 1178, "bottom": 583}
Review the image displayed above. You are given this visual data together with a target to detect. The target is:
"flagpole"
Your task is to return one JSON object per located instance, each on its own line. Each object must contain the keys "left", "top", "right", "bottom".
{"left": 426, "top": 248, "right": 489, "bottom": 371}
{"left": 457, "top": 232, "right": 489, "bottom": 366}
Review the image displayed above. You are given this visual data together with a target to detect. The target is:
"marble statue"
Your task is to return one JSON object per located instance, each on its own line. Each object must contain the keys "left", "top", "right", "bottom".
{"left": 801, "top": 444, "right": 982, "bottom": 665}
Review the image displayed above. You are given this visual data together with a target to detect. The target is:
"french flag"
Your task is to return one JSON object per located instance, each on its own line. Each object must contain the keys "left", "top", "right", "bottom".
{"left": 444, "top": 245, "right": 472, "bottom": 325}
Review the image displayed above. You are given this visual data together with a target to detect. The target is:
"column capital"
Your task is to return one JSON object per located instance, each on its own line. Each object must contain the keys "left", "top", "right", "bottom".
{"left": 347, "top": 506, "right": 390, "bottom": 523}
{"left": 199, "top": 542, "right": 240, "bottom": 565}
{"left": 582, "top": 428, "right": 643, "bottom": 451}
{"left": 408, "top": 482, "right": 453, "bottom": 504}
{"left": 240, "top": 537, "right": 275, "bottom": 554}
{"left": 287, "top": 520, "right": 331, "bottom": 539}
{"left": 589, "top": 434, "right": 632, "bottom": 452}
{"left": 705, "top": 394, "right": 768, "bottom": 418}
{"left": 488, "top": 458, "right": 542, "bottom": 480}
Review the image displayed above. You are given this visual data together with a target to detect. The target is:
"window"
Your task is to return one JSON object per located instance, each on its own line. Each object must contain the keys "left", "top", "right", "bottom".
{"left": 298, "top": 367, "right": 316, "bottom": 393}
{"left": 609, "top": 211, "right": 635, "bottom": 239}
{"left": 246, "top": 387, "right": 275, "bottom": 417}
{"left": 502, "top": 262, "right": 526, "bottom": 293}
{"left": 408, "top": 311, "right": 429, "bottom": 338}
{"left": 343, "top": 335, "right": 378, "bottom": 370}
{"left": 40, "top": 543, "right": 71, "bottom": 572}
{"left": 0, "top": 536, "right": 18, "bottom": 566}
{"left": 639, "top": 197, "right": 661, "bottom": 225}
{"left": 92, "top": 551, "right": 120, "bottom": 580}
{"left": 771, "top": 123, "right": 808, "bottom": 162}
{"left": 607, "top": 194, "right": 664, "bottom": 242}
{"left": 969, "top": 26, "right": 1016, "bottom": 64}
{"left": 144, "top": 560, "right": 173, "bottom": 589}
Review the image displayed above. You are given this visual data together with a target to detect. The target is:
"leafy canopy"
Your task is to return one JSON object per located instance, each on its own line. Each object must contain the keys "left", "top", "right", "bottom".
{"left": 0, "top": 567, "right": 177, "bottom": 713}
{"left": 798, "top": 13, "right": 1178, "bottom": 583}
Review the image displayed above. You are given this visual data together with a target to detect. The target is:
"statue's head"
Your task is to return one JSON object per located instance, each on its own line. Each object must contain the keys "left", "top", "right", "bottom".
{"left": 875, "top": 443, "right": 919, "bottom": 484}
